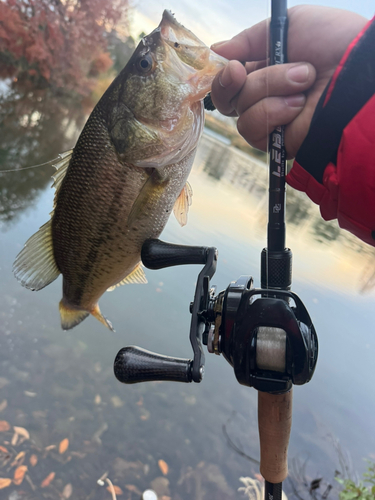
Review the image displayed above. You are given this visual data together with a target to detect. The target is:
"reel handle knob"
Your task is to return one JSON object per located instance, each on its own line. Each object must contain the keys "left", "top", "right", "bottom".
{"left": 141, "top": 239, "right": 209, "bottom": 269}
{"left": 114, "top": 346, "right": 193, "bottom": 384}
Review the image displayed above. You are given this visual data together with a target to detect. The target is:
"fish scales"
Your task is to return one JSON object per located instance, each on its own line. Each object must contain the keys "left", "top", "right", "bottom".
{"left": 13, "top": 10, "right": 227, "bottom": 330}
{"left": 53, "top": 108, "right": 147, "bottom": 307}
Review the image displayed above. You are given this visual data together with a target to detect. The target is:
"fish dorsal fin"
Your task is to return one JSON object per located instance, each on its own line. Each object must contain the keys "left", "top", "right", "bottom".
{"left": 173, "top": 181, "right": 193, "bottom": 227}
{"left": 107, "top": 263, "right": 147, "bottom": 291}
{"left": 13, "top": 150, "right": 73, "bottom": 291}
{"left": 52, "top": 149, "right": 73, "bottom": 207}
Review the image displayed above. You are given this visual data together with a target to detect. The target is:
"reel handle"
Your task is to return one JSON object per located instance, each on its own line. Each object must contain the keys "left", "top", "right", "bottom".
{"left": 141, "top": 239, "right": 208, "bottom": 269}
{"left": 114, "top": 346, "right": 193, "bottom": 384}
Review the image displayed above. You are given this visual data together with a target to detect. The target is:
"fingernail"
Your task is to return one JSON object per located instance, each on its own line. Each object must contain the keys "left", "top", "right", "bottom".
{"left": 285, "top": 94, "right": 306, "bottom": 107}
{"left": 219, "top": 66, "right": 232, "bottom": 88}
{"left": 211, "top": 40, "right": 229, "bottom": 50}
{"left": 287, "top": 65, "right": 309, "bottom": 83}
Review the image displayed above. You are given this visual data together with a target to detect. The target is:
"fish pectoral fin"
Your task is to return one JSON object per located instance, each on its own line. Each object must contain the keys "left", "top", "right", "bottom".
{"left": 91, "top": 304, "right": 115, "bottom": 332}
{"left": 107, "top": 263, "right": 147, "bottom": 291}
{"left": 173, "top": 181, "right": 193, "bottom": 227}
{"left": 13, "top": 219, "right": 60, "bottom": 290}
{"left": 59, "top": 300, "right": 89, "bottom": 330}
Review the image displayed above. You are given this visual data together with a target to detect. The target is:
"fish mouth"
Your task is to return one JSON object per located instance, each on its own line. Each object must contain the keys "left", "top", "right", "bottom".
{"left": 187, "top": 50, "right": 227, "bottom": 101}
{"left": 161, "top": 10, "right": 186, "bottom": 30}
{"left": 158, "top": 10, "right": 227, "bottom": 101}
{"left": 159, "top": 10, "right": 203, "bottom": 48}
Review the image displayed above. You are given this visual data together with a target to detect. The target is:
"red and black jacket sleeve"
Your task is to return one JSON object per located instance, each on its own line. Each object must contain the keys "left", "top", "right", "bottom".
{"left": 286, "top": 17, "right": 375, "bottom": 246}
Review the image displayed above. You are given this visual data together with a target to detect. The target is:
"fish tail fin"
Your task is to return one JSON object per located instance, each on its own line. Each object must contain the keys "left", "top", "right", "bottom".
{"left": 91, "top": 304, "right": 115, "bottom": 332}
{"left": 59, "top": 300, "right": 89, "bottom": 330}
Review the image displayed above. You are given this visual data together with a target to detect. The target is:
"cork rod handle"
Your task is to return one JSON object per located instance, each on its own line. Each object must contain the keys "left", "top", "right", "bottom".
{"left": 258, "top": 389, "right": 293, "bottom": 484}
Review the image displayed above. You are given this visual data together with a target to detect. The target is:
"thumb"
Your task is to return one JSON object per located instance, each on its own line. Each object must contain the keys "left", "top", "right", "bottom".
{"left": 211, "top": 19, "right": 269, "bottom": 62}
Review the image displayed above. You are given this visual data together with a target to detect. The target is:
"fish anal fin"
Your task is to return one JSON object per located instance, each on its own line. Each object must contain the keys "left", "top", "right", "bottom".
{"left": 173, "top": 181, "right": 193, "bottom": 227}
{"left": 13, "top": 219, "right": 60, "bottom": 290}
{"left": 91, "top": 304, "right": 115, "bottom": 332}
{"left": 107, "top": 263, "right": 147, "bottom": 291}
{"left": 59, "top": 300, "right": 89, "bottom": 330}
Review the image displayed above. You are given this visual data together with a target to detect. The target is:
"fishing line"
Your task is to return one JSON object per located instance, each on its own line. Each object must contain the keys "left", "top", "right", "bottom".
{"left": 0, "top": 158, "right": 58, "bottom": 174}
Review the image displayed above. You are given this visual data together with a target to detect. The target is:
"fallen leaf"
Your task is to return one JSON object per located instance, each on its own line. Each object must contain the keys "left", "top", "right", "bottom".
{"left": 94, "top": 394, "right": 101, "bottom": 405}
{"left": 0, "top": 400, "right": 7, "bottom": 412}
{"left": 13, "top": 465, "right": 28, "bottom": 485}
{"left": 125, "top": 485, "right": 142, "bottom": 495}
{"left": 13, "top": 426, "right": 30, "bottom": 440}
{"left": 136, "top": 397, "right": 143, "bottom": 406}
{"left": 150, "top": 477, "right": 170, "bottom": 497}
{"left": 59, "top": 438, "right": 69, "bottom": 454}
{"left": 45, "top": 445, "right": 56, "bottom": 451}
{"left": 158, "top": 459, "right": 169, "bottom": 476}
{"left": 0, "top": 478, "right": 12, "bottom": 489}
{"left": 139, "top": 409, "right": 150, "bottom": 421}
{"left": 41, "top": 472, "right": 55, "bottom": 488}
{"left": 70, "top": 451, "right": 86, "bottom": 459}
{"left": 107, "top": 485, "right": 123, "bottom": 495}
{"left": 110, "top": 396, "right": 123, "bottom": 408}
{"left": 0, "top": 378, "right": 9, "bottom": 389}
{"left": 62, "top": 483, "right": 73, "bottom": 499}
{"left": 112, "top": 458, "right": 143, "bottom": 474}
{"left": 11, "top": 433, "right": 18, "bottom": 446}
{"left": 29, "top": 454, "right": 38, "bottom": 467}
{"left": 0, "top": 421, "right": 10, "bottom": 432}
{"left": 0, "top": 446, "right": 8, "bottom": 454}
{"left": 14, "top": 451, "right": 26, "bottom": 462}
{"left": 24, "top": 391, "right": 37, "bottom": 397}
{"left": 161, "top": 497, "right": 171, "bottom": 500}
{"left": 11, "top": 450, "right": 26, "bottom": 466}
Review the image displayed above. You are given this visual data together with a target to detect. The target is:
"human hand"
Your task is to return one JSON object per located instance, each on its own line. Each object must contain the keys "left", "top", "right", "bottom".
{"left": 210, "top": 6, "right": 368, "bottom": 158}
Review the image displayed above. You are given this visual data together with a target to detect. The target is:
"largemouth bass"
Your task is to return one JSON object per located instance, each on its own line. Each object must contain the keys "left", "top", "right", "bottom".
{"left": 13, "top": 11, "right": 227, "bottom": 331}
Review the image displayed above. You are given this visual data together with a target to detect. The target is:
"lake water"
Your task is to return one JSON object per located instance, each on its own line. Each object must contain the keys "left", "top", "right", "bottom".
{"left": 0, "top": 84, "right": 374, "bottom": 500}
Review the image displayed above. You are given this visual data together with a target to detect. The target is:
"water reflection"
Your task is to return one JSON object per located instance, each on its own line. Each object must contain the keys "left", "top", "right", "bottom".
{"left": 0, "top": 80, "right": 84, "bottom": 227}
{"left": 1, "top": 77, "right": 373, "bottom": 295}
{"left": 0, "top": 85, "right": 374, "bottom": 500}
{"left": 199, "top": 133, "right": 375, "bottom": 295}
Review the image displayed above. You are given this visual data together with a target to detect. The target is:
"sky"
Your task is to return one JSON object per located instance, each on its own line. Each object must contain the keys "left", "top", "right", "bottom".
{"left": 129, "top": 0, "right": 374, "bottom": 46}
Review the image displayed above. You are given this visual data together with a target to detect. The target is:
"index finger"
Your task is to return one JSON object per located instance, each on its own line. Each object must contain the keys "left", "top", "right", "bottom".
{"left": 211, "top": 19, "right": 268, "bottom": 62}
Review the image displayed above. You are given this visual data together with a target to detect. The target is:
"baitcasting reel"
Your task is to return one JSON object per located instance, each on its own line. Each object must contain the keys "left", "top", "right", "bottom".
{"left": 114, "top": 239, "right": 318, "bottom": 393}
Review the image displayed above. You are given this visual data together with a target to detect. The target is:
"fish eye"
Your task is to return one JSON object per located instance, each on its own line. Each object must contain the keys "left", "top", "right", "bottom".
{"left": 137, "top": 54, "right": 153, "bottom": 73}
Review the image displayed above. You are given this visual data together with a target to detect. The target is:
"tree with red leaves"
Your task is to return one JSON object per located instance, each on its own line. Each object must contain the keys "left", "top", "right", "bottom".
{"left": 0, "top": 0, "right": 129, "bottom": 95}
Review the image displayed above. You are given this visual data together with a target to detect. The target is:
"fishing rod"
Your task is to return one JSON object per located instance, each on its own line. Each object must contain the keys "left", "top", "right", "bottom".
{"left": 260, "top": 0, "right": 292, "bottom": 497}
{"left": 113, "top": 1, "right": 318, "bottom": 498}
